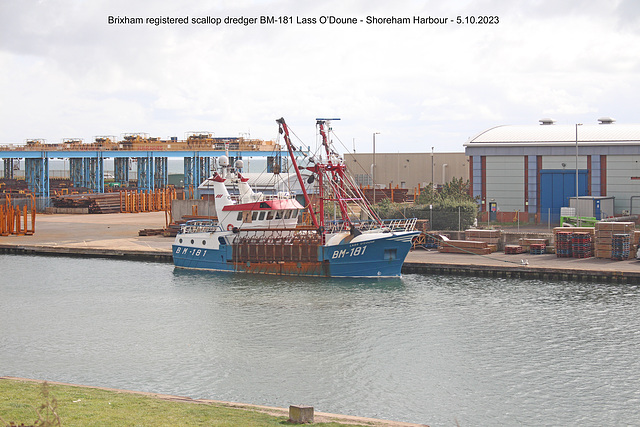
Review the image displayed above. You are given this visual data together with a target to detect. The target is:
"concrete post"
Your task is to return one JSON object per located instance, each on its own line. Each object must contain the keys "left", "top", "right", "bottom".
{"left": 289, "top": 405, "right": 314, "bottom": 424}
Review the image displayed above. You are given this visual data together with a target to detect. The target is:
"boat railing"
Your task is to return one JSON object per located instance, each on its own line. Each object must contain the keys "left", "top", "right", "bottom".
{"left": 381, "top": 218, "right": 417, "bottom": 231}
{"left": 180, "top": 219, "right": 221, "bottom": 234}
{"left": 324, "top": 218, "right": 417, "bottom": 234}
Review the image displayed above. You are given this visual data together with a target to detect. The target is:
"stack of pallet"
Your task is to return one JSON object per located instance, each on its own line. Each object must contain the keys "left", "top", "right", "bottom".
{"left": 611, "top": 234, "right": 631, "bottom": 260}
{"left": 439, "top": 239, "right": 493, "bottom": 255}
{"left": 594, "top": 222, "right": 636, "bottom": 259}
{"left": 529, "top": 243, "right": 547, "bottom": 255}
{"left": 465, "top": 229, "right": 501, "bottom": 245}
{"left": 504, "top": 245, "right": 523, "bottom": 254}
{"left": 555, "top": 231, "right": 573, "bottom": 257}
{"left": 571, "top": 232, "right": 592, "bottom": 258}
{"left": 553, "top": 227, "right": 595, "bottom": 258}
{"left": 519, "top": 238, "right": 549, "bottom": 253}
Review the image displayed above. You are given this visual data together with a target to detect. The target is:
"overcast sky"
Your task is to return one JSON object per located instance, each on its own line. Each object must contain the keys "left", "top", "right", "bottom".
{"left": 1, "top": 0, "right": 639, "bottom": 154}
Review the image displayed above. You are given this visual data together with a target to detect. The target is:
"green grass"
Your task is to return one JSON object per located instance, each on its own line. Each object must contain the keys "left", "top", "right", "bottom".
{"left": 0, "top": 379, "right": 367, "bottom": 427}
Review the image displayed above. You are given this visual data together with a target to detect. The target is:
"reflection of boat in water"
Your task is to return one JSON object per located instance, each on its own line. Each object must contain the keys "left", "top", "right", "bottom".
{"left": 172, "top": 118, "right": 419, "bottom": 277}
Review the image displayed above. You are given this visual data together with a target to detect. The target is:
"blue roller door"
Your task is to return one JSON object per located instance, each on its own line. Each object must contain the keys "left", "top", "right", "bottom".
{"left": 540, "top": 170, "right": 588, "bottom": 224}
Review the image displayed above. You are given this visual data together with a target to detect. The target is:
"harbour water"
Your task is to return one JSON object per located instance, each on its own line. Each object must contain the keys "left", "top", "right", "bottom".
{"left": 2, "top": 254, "right": 640, "bottom": 426}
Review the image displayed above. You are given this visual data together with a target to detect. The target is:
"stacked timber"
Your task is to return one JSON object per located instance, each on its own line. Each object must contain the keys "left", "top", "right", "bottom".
{"left": 51, "top": 193, "right": 122, "bottom": 213}
{"left": 465, "top": 229, "right": 501, "bottom": 245}
{"left": 162, "top": 222, "right": 182, "bottom": 237}
{"left": 138, "top": 228, "right": 165, "bottom": 236}
{"left": 594, "top": 222, "right": 636, "bottom": 259}
{"left": 439, "top": 239, "right": 493, "bottom": 255}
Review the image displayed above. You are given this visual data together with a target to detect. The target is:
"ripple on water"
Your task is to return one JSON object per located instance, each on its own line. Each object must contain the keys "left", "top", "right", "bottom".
{"left": 2, "top": 256, "right": 640, "bottom": 426}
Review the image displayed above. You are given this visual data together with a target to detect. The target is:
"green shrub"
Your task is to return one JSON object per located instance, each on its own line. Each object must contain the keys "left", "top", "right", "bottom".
{"left": 375, "top": 178, "right": 479, "bottom": 231}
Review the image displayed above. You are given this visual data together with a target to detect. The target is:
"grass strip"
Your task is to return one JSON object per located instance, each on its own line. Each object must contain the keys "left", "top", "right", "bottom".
{"left": 0, "top": 378, "right": 367, "bottom": 426}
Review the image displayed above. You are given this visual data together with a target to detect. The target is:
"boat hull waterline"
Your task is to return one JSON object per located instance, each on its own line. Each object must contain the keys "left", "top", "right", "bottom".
{"left": 173, "top": 230, "right": 418, "bottom": 277}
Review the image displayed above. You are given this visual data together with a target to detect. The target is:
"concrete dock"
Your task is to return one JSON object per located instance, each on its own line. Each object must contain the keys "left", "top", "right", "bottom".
{"left": 2, "top": 212, "right": 640, "bottom": 283}
{"left": 0, "top": 212, "right": 172, "bottom": 261}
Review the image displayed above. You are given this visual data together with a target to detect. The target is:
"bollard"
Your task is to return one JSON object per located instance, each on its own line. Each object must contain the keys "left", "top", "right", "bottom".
{"left": 288, "top": 405, "right": 314, "bottom": 424}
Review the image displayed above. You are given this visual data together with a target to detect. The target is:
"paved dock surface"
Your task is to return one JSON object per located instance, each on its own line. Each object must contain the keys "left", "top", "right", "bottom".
{"left": 0, "top": 212, "right": 171, "bottom": 259}
{"left": 2, "top": 212, "right": 640, "bottom": 281}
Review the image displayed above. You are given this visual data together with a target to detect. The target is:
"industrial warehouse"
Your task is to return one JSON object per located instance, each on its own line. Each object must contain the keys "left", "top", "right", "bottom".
{"left": 465, "top": 117, "right": 640, "bottom": 224}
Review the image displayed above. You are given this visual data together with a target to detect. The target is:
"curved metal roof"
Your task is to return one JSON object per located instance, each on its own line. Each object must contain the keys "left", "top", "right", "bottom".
{"left": 466, "top": 124, "right": 640, "bottom": 145}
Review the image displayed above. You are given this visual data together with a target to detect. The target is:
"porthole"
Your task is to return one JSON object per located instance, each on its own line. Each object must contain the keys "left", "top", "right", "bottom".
{"left": 190, "top": 239, "right": 194, "bottom": 244}
{"left": 202, "top": 240, "right": 206, "bottom": 245}
{"left": 179, "top": 238, "right": 183, "bottom": 243}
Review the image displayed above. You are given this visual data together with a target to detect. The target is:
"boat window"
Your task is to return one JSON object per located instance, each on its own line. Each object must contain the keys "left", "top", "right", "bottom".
{"left": 218, "top": 237, "right": 226, "bottom": 245}
{"left": 237, "top": 212, "right": 243, "bottom": 221}
{"left": 202, "top": 240, "right": 206, "bottom": 245}
{"left": 291, "top": 210, "right": 298, "bottom": 218}
{"left": 252, "top": 211, "right": 259, "bottom": 220}
{"left": 258, "top": 211, "right": 266, "bottom": 220}
{"left": 266, "top": 211, "right": 274, "bottom": 220}
{"left": 275, "top": 210, "right": 283, "bottom": 219}
{"left": 284, "top": 210, "right": 292, "bottom": 219}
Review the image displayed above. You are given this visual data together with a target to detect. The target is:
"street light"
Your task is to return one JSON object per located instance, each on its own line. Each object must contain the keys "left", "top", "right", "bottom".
{"left": 431, "top": 147, "right": 434, "bottom": 189}
{"left": 576, "top": 123, "right": 582, "bottom": 225}
{"left": 373, "top": 132, "right": 380, "bottom": 204}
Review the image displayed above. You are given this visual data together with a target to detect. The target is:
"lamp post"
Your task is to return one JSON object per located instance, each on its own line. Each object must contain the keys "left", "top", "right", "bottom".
{"left": 431, "top": 146, "right": 434, "bottom": 189}
{"left": 373, "top": 132, "right": 380, "bottom": 204}
{"left": 576, "top": 123, "right": 582, "bottom": 225}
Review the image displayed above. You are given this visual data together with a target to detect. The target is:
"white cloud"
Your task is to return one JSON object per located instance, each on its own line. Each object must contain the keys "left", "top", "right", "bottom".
{"left": 1, "top": 0, "right": 640, "bottom": 154}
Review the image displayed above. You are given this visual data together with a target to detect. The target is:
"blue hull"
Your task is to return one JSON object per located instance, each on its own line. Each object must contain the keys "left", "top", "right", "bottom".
{"left": 172, "top": 231, "right": 418, "bottom": 278}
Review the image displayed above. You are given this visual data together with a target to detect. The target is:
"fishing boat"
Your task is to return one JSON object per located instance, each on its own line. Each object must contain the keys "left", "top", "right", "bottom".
{"left": 172, "top": 118, "right": 419, "bottom": 277}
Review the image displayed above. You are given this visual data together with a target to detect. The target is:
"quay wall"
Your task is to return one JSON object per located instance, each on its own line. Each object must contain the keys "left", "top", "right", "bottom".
{"left": 0, "top": 244, "right": 172, "bottom": 263}
{"left": 401, "top": 261, "right": 640, "bottom": 284}
{"left": 1, "top": 242, "right": 638, "bottom": 284}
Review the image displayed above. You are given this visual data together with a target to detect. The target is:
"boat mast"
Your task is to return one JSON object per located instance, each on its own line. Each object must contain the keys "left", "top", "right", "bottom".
{"left": 317, "top": 119, "right": 383, "bottom": 228}
{"left": 276, "top": 117, "right": 320, "bottom": 230}
{"left": 316, "top": 119, "right": 353, "bottom": 227}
